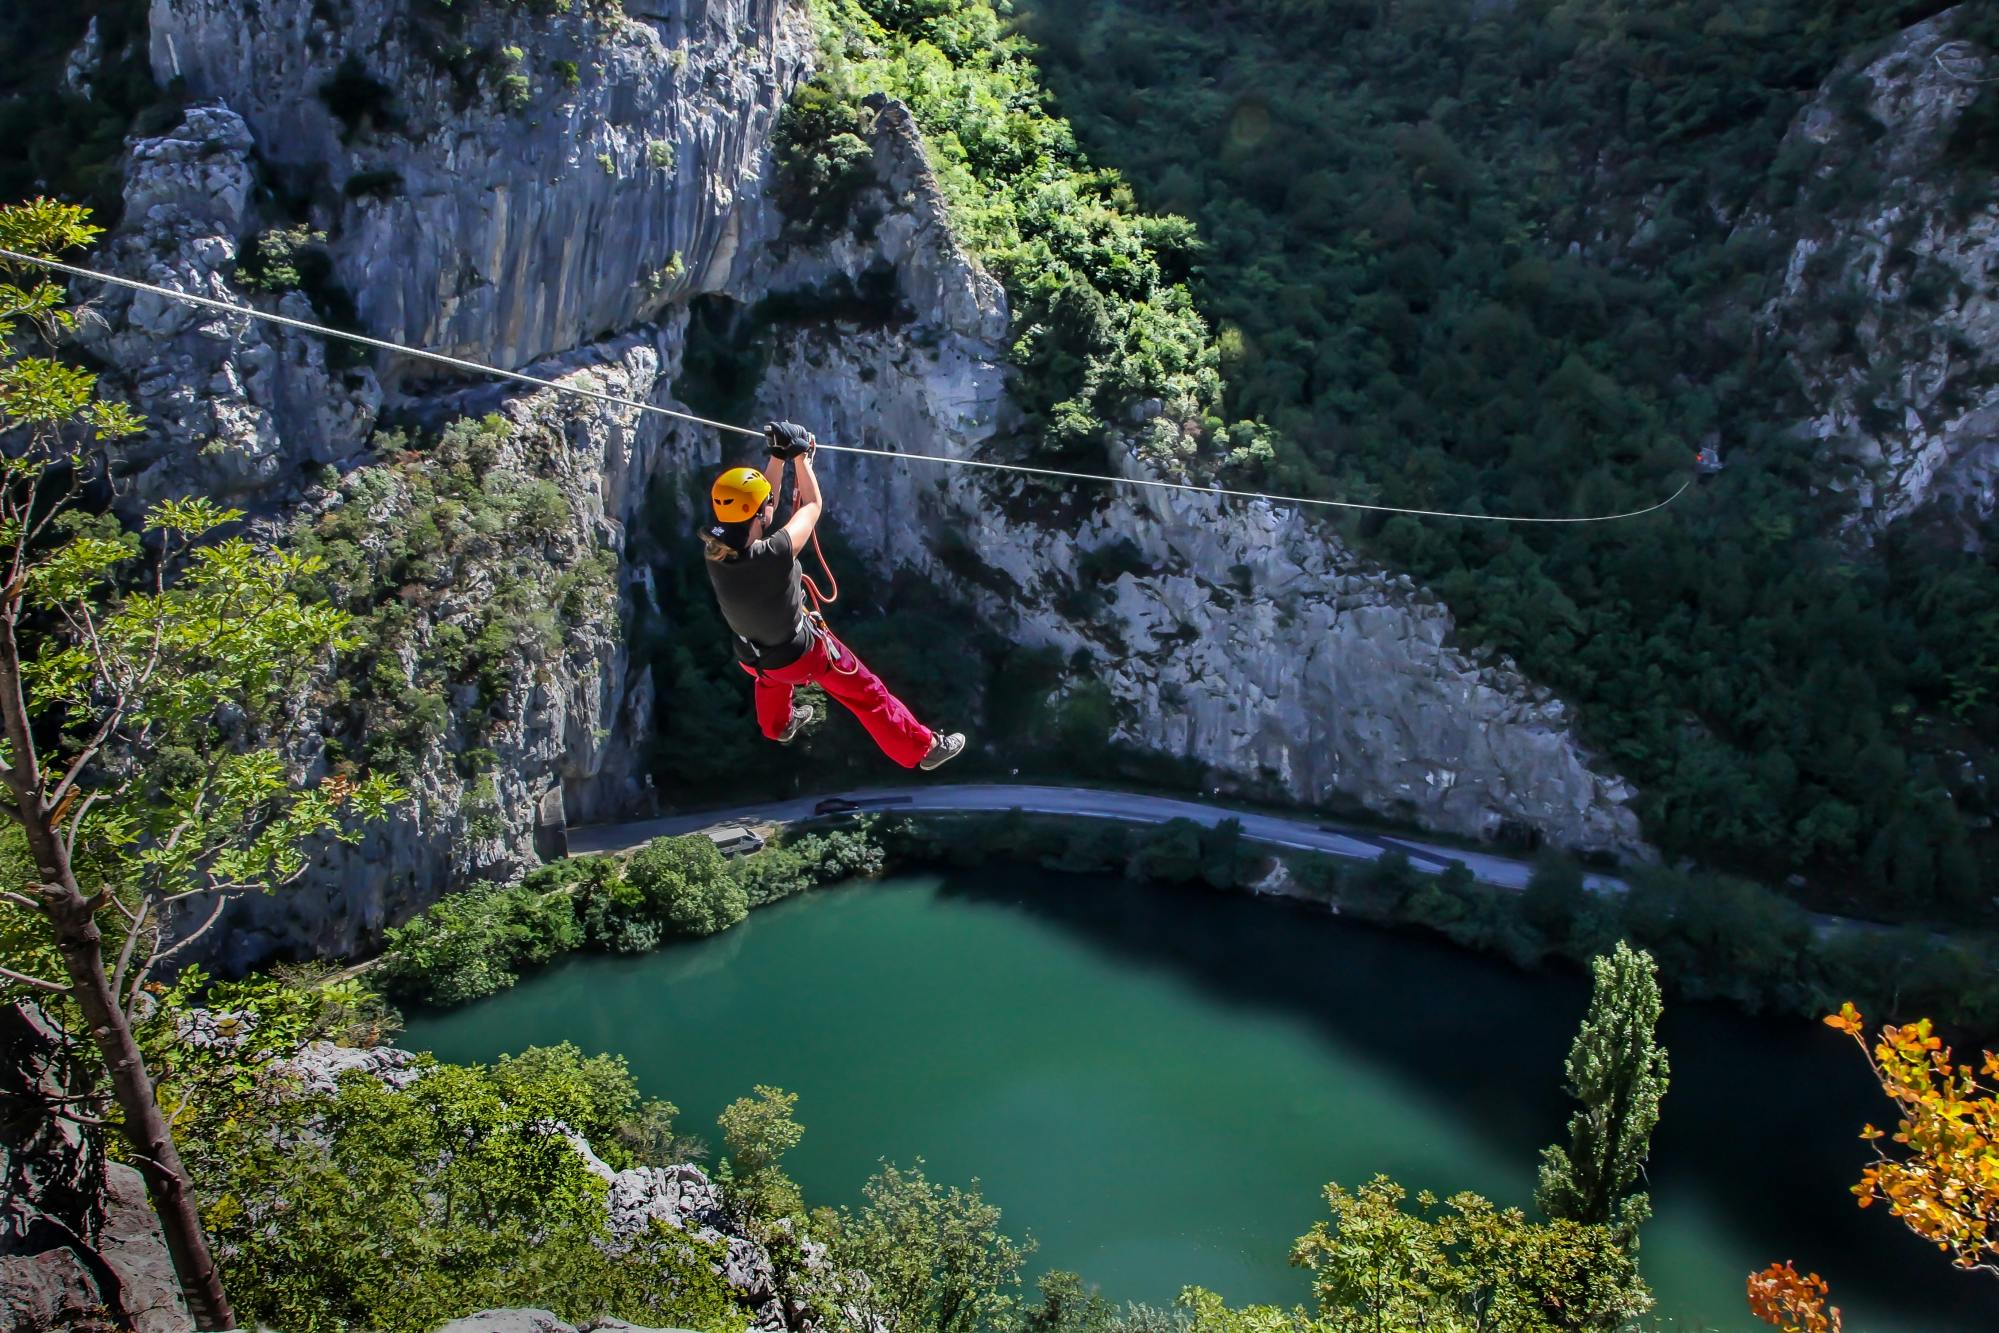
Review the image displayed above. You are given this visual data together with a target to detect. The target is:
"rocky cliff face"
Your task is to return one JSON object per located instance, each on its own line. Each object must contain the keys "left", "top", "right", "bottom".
{"left": 0, "top": 1004, "right": 187, "bottom": 1333}
{"left": 1763, "top": 5, "right": 1997, "bottom": 536}
{"left": 746, "top": 100, "right": 1646, "bottom": 852}
{"left": 148, "top": 0, "right": 813, "bottom": 371}
{"left": 80, "top": 0, "right": 811, "bottom": 960}
{"left": 81, "top": 0, "right": 1651, "bottom": 964}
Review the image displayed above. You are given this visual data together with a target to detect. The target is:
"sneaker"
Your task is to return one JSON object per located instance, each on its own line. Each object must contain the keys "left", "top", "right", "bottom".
{"left": 919, "top": 730, "right": 966, "bottom": 771}
{"left": 776, "top": 705, "right": 814, "bottom": 744}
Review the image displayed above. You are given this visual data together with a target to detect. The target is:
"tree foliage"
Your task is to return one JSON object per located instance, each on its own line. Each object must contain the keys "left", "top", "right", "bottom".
{"left": 373, "top": 828, "right": 889, "bottom": 1007}
{"left": 0, "top": 196, "right": 397, "bottom": 1327}
{"left": 1535, "top": 942, "right": 1669, "bottom": 1234}
{"left": 1747, "top": 1261, "right": 1842, "bottom": 1333}
{"left": 718, "top": 1083, "right": 808, "bottom": 1226}
{"left": 193, "top": 1036, "right": 736, "bottom": 1333}
{"left": 1289, "top": 1175, "right": 1653, "bottom": 1332}
{"left": 1824, "top": 1003, "right": 1999, "bottom": 1276}
{"left": 827, "top": 1157, "right": 1036, "bottom": 1333}
{"left": 627, "top": 833, "right": 749, "bottom": 937}
{"left": 790, "top": 0, "right": 1244, "bottom": 473}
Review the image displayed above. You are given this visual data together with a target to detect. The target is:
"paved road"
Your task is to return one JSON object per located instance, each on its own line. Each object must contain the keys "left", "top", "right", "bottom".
{"left": 568, "top": 783, "right": 1628, "bottom": 895}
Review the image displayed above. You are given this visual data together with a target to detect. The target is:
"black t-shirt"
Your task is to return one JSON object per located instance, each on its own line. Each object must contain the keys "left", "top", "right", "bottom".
{"left": 705, "top": 528, "right": 813, "bottom": 669}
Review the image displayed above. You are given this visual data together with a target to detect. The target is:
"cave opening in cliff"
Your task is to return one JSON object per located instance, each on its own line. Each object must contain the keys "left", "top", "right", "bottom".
{"left": 673, "top": 293, "right": 772, "bottom": 432}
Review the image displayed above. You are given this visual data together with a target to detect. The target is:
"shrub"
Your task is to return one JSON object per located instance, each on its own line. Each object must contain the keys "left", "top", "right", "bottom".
{"left": 647, "top": 139, "right": 676, "bottom": 171}
{"left": 376, "top": 881, "right": 581, "bottom": 1006}
{"left": 628, "top": 835, "right": 748, "bottom": 936}
{"left": 730, "top": 828, "right": 886, "bottom": 907}
{"left": 235, "top": 225, "right": 326, "bottom": 294}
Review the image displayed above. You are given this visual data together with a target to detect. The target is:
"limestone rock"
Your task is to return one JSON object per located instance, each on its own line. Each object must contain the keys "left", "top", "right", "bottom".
{"left": 434, "top": 1312, "right": 578, "bottom": 1333}
{"left": 1762, "top": 5, "right": 1998, "bottom": 536}
{"left": 431, "top": 1315, "right": 699, "bottom": 1333}
{"left": 63, "top": 18, "right": 104, "bottom": 101}
{"left": 71, "top": 104, "right": 383, "bottom": 514}
{"left": 148, "top": 0, "right": 815, "bottom": 370}
{"left": 97, "top": 1166, "right": 189, "bottom": 1333}
{"left": 274, "top": 1040, "right": 426, "bottom": 1096}
{"left": 0, "top": 1248, "right": 109, "bottom": 1333}
{"left": 0, "top": 1005, "right": 189, "bottom": 1333}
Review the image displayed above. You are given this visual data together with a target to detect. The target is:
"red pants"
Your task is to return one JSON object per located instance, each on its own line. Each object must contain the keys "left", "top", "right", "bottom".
{"left": 742, "top": 633, "right": 935, "bottom": 768}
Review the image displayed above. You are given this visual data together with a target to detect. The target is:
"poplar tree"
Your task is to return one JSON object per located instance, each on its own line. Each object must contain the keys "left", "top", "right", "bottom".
{"left": 0, "top": 200, "right": 398, "bottom": 1328}
{"left": 1536, "top": 941, "right": 1670, "bottom": 1235}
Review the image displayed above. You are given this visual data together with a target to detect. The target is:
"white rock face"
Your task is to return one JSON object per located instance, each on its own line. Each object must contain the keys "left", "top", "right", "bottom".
{"left": 73, "top": 104, "right": 383, "bottom": 511}
{"left": 276, "top": 1039, "right": 426, "bottom": 1096}
{"left": 1764, "top": 6, "right": 1998, "bottom": 535}
{"left": 149, "top": 0, "right": 813, "bottom": 369}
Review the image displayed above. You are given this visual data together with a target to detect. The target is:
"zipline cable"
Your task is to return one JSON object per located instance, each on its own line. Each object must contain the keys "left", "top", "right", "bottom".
{"left": 3, "top": 247, "right": 1692, "bottom": 524}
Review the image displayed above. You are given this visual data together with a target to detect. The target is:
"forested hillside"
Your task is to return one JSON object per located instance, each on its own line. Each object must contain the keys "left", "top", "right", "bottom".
{"left": 996, "top": 0, "right": 1999, "bottom": 923}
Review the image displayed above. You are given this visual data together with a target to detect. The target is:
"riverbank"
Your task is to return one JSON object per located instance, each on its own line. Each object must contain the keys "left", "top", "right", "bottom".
{"left": 874, "top": 810, "right": 1999, "bottom": 1039}
{"left": 364, "top": 806, "right": 1999, "bottom": 1041}
{"left": 401, "top": 868, "right": 1999, "bottom": 1333}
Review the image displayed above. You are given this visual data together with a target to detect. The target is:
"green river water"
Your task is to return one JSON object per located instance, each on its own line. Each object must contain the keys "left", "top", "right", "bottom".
{"left": 404, "top": 870, "right": 1994, "bottom": 1332}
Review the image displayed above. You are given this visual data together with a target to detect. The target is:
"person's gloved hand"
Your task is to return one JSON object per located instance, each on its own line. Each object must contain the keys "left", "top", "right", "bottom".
{"left": 765, "top": 420, "right": 816, "bottom": 460}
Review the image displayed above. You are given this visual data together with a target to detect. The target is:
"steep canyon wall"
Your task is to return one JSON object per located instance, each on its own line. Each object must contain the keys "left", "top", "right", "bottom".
{"left": 77, "top": 0, "right": 1660, "bottom": 963}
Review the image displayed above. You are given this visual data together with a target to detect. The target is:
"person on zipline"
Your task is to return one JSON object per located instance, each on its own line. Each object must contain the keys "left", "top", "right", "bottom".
{"left": 703, "top": 421, "right": 966, "bottom": 771}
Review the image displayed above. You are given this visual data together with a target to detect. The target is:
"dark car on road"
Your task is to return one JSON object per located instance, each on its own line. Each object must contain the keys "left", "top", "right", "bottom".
{"left": 813, "top": 797, "right": 861, "bottom": 816}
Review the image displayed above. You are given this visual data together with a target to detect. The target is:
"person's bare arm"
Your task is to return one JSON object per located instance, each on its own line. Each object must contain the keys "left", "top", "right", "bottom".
{"left": 781, "top": 449, "right": 822, "bottom": 547}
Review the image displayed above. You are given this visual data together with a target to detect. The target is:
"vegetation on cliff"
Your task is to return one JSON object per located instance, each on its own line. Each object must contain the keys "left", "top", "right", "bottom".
{"left": 0, "top": 199, "right": 401, "bottom": 1329}
{"left": 375, "top": 827, "right": 888, "bottom": 1006}
{"left": 775, "top": 0, "right": 1274, "bottom": 479}
{"left": 1004, "top": 0, "right": 1999, "bottom": 926}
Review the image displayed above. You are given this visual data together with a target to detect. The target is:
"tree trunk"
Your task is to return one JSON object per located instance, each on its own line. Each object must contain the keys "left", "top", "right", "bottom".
{"left": 41, "top": 872, "right": 238, "bottom": 1331}
{"left": 0, "top": 627, "right": 237, "bottom": 1329}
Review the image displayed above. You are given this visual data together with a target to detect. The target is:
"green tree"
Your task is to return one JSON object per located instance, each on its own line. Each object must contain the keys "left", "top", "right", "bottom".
{"left": 0, "top": 200, "right": 398, "bottom": 1327}
{"left": 195, "top": 1037, "right": 738, "bottom": 1333}
{"left": 1289, "top": 1175, "right": 1653, "bottom": 1331}
{"left": 628, "top": 833, "right": 748, "bottom": 936}
{"left": 828, "top": 1157, "right": 1035, "bottom": 1333}
{"left": 1535, "top": 942, "right": 1670, "bottom": 1235}
{"left": 718, "top": 1083, "right": 807, "bottom": 1225}
{"left": 1023, "top": 1271, "right": 1116, "bottom": 1333}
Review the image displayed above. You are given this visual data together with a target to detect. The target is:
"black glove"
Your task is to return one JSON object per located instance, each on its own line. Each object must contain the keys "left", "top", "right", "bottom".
{"left": 765, "top": 420, "right": 816, "bottom": 461}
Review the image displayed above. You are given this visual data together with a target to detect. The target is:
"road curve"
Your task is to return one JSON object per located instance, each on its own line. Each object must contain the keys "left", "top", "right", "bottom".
{"left": 566, "top": 783, "right": 1628, "bottom": 895}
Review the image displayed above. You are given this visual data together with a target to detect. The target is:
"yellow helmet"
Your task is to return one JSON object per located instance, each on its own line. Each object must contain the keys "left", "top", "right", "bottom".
{"left": 710, "top": 466, "right": 772, "bottom": 524}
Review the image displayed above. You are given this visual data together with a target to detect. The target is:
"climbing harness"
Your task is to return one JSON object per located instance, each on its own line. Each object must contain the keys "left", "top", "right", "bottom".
{"left": 0, "top": 248, "right": 1693, "bottom": 525}
{"left": 802, "top": 532, "right": 858, "bottom": 677}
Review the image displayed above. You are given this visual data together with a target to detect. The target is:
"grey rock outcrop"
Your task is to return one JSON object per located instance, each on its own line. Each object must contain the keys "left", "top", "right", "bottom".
{"left": 275, "top": 1039, "right": 426, "bottom": 1096}
{"left": 63, "top": 18, "right": 105, "bottom": 101}
{"left": 0, "top": 1004, "right": 188, "bottom": 1333}
{"left": 1764, "top": 5, "right": 1998, "bottom": 535}
{"left": 149, "top": 0, "right": 814, "bottom": 368}
{"left": 73, "top": 103, "right": 383, "bottom": 513}
{"left": 210, "top": 333, "right": 693, "bottom": 961}
{"left": 435, "top": 1313, "right": 696, "bottom": 1333}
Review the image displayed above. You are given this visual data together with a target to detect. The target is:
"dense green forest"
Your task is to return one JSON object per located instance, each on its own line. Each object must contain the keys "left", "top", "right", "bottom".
{"left": 785, "top": 0, "right": 1999, "bottom": 926}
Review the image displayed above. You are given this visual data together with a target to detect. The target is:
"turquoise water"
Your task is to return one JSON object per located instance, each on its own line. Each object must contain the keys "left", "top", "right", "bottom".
{"left": 405, "top": 872, "right": 1993, "bottom": 1331}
